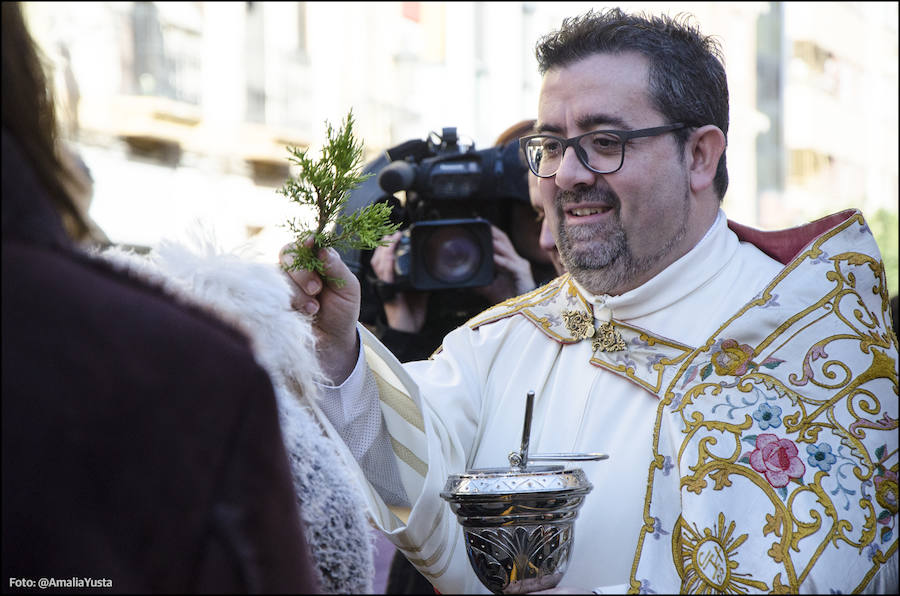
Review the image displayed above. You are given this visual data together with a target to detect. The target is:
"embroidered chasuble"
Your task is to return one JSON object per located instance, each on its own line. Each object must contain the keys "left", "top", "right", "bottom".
{"left": 308, "top": 210, "right": 898, "bottom": 594}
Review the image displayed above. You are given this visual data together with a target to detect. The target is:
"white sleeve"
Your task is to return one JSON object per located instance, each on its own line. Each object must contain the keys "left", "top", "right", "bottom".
{"left": 316, "top": 335, "right": 410, "bottom": 507}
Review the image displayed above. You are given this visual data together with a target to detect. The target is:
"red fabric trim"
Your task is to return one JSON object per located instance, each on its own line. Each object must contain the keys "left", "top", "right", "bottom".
{"left": 726, "top": 209, "right": 858, "bottom": 266}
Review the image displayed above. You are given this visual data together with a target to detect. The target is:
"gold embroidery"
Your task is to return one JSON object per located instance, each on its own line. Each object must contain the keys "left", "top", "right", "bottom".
{"left": 592, "top": 321, "right": 626, "bottom": 353}
{"left": 674, "top": 513, "right": 768, "bottom": 593}
{"left": 468, "top": 275, "right": 569, "bottom": 331}
{"left": 562, "top": 310, "right": 626, "bottom": 352}
{"left": 630, "top": 212, "right": 899, "bottom": 592}
{"left": 562, "top": 309, "right": 595, "bottom": 339}
{"left": 590, "top": 327, "right": 693, "bottom": 394}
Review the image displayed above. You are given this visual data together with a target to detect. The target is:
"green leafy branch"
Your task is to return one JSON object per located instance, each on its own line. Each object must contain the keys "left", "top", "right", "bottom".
{"left": 278, "top": 110, "right": 398, "bottom": 285}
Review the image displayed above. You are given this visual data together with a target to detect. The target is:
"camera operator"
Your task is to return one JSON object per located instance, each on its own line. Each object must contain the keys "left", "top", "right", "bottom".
{"left": 360, "top": 120, "right": 560, "bottom": 365}
{"left": 372, "top": 222, "right": 535, "bottom": 323}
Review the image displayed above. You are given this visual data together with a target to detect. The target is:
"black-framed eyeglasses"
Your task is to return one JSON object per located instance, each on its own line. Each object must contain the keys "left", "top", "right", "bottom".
{"left": 519, "top": 123, "right": 689, "bottom": 178}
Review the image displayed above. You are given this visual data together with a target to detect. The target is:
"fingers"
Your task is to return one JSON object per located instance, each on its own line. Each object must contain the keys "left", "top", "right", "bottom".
{"left": 318, "top": 245, "right": 357, "bottom": 291}
{"left": 280, "top": 241, "right": 352, "bottom": 290}
{"left": 487, "top": 228, "right": 536, "bottom": 295}
{"left": 490, "top": 225, "right": 512, "bottom": 247}
{"left": 291, "top": 291, "right": 319, "bottom": 316}
{"left": 283, "top": 265, "right": 321, "bottom": 315}
{"left": 280, "top": 241, "right": 356, "bottom": 316}
{"left": 490, "top": 225, "right": 520, "bottom": 261}
{"left": 280, "top": 242, "right": 322, "bottom": 294}
{"left": 492, "top": 252, "right": 517, "bottom": 270}
{"left": 371, "top": 232, "right": 401, "bottom": 282}
{"left": 489, "top": 226, "right": 528, "bottom": 270}
{"left": 277, "top": 241, "right": 361, "bottom": 383}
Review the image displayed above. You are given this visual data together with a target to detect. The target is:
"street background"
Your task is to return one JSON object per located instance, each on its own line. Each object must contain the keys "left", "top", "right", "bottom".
{"left": 22, "top": 2, "right": 899, "bottom": 297}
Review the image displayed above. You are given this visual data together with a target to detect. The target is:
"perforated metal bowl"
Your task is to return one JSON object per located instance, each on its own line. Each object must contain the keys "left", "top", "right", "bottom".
{"left": 441, "top": 464, "right": 593, "bottom": 594}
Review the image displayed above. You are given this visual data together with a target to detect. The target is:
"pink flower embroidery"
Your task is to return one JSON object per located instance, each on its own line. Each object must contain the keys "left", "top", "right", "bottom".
{"left": 712, "top": 339, "right": 755, "bottom": 376}
{"left": 874, "top": 469, "right": 898, "bottom": 515}
{"left": 748, "top": 433, "right": 805, "bottom": 488}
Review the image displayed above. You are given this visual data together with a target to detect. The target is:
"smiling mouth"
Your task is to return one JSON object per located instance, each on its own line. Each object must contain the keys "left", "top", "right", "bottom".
{"left": 566, "top": 205, "right": 613, "bottom": 218}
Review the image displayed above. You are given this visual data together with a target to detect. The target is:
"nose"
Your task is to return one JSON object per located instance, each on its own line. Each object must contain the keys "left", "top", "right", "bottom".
{"left": 553, "top": 146, "right": 596, "bottom": 191}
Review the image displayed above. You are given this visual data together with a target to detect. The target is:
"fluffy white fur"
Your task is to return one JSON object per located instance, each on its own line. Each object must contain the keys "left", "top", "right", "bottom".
{"left": 97, "top": 232, "right": 375, "bottom": 594}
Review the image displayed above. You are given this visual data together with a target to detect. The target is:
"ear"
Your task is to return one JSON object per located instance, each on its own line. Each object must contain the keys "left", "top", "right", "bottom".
{"left": 686, "top": 125, "right": 726, "bottom": 194}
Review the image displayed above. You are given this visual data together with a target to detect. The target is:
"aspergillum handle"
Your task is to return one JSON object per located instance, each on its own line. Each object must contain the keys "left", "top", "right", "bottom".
{"left": 508, "top": 390, "right": 535, "bottom": 471}
{"left": 507, "top": 390, "right": 610, "bottom": 471}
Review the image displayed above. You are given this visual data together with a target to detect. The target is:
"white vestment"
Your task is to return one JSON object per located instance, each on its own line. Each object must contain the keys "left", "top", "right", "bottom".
{"left": 306, "top": 209, "right": 898, "bottom": 594}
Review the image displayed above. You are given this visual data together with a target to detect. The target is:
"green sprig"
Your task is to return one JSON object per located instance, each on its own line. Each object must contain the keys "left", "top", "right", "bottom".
{"left": 278, "top": 110, "right": 399, "bottom": 285}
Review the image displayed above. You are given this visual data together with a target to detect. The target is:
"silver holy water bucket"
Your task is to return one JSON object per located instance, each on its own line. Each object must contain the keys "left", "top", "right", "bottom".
{"left": 440, "top": 391, "right": 608, "bottom": 594}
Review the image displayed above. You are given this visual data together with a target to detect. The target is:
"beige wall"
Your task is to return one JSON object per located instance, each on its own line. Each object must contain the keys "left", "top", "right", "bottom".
{"left": 22, "top": 2, "right": 898, "bottom": 259}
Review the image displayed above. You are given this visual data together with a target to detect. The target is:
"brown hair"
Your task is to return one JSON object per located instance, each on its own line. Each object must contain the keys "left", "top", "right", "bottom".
{"left": 494, "top": 119, "right": 537, "bottom": 147}
{"left": 2, "top": 1, "right": 90, "bottom": 239}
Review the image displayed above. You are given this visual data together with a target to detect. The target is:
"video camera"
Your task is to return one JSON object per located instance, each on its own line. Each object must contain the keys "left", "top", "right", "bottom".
{"left": 343, "top": 127, "right": 529, "bottom": 292}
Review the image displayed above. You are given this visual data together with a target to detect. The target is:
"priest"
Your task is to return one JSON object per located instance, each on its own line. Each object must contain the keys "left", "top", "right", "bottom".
{"left": 284, "top": 8, "right": 898, "bottom": 594}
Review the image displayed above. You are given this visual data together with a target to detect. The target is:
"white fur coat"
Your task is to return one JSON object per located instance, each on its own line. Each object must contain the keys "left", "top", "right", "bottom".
{"left": 98, "top": 236, "right": 374, "bottom": 594}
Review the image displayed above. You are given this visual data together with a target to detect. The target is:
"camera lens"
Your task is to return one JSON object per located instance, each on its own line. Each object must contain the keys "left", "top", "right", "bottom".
{"left": 423, "top": 226, "right": 484, "bottom": 285}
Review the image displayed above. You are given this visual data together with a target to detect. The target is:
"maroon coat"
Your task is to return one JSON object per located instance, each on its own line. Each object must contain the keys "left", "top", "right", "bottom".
{"left": 1, "top": 129, "right": 319, "bottom": 593}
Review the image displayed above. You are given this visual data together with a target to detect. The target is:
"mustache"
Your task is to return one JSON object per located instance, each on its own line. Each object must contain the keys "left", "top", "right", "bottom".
{"left": 555, "top": 186, "right": 620, "bottom": 211}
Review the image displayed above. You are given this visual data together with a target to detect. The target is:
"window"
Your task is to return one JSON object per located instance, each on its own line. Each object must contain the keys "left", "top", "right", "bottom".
{"left": 131, "top": 2, "right": 201, "bottom": 104}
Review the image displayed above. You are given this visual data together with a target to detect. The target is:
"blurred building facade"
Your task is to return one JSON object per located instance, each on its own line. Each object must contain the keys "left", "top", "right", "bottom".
{"left": 22, "top": 1, "right": 899, "bottom": 293}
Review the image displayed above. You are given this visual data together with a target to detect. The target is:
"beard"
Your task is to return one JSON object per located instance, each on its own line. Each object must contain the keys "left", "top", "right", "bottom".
{"left": 556, "top": 183, "right": 691, "bottom": 295}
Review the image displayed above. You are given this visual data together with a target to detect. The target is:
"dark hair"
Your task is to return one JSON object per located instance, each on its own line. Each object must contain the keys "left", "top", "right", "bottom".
{"left": 2, "top": 1, "right": 90, "bottom": 239}
{"left": 535, "top": 8, "right": 729, "bottom": 199}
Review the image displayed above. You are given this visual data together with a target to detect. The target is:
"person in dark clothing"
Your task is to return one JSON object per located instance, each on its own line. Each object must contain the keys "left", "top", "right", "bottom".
{"left": 1, "top": 3, "right": 319, "bottom": 592}
{"left": 362, "top": 119, "right": 560, "bottom": 364}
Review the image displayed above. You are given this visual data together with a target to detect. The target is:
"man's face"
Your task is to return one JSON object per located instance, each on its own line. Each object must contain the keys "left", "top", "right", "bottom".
{"left": 536, "top": 51, "right": 705, "bottom": 296}
{"left": 507, "top": 197, "right": 560, "bottom": 285}
{"left": 528, "top": 172, "right": 565, "bottom": 275}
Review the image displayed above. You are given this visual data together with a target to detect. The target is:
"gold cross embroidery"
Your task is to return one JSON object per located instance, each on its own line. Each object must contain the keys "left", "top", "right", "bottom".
{"left": 561, "top": 310, "right": 625, "bottom": 352}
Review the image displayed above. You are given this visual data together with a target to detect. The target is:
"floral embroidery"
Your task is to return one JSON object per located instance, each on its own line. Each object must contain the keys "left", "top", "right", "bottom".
{"left": 874, "top": 469, "right": 898, "bottom": 515}
{"left": 748, "top": 434, "right": 805, "bottom": 488}
{"left": 806, "top": 443, "right": 837, "bottom": 472}
{"left": 711, "top": 339, "right": 755, "bottom": 376}
{"left": 753, "top": 403, "right": 782, "bottom": 430}
{"left": 873, "top": 444, "right": 898, "bottom": 514}
{"left": 701, "top": 339, "right": 785, "bottom": 381}
{"left": 650, "top": 516, "right": 670, "bottom": 540}
{"left": 635, "top": 216, "right": 898, "bottom": 592}
{"left": 869, "top": 443, "right": 898, "bottom": 543}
